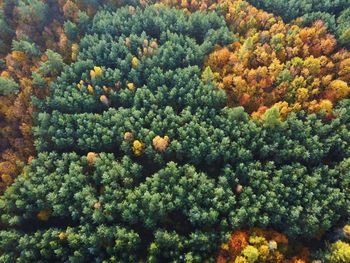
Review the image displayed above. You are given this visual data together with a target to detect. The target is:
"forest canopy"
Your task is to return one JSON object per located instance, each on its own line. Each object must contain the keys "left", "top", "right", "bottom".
{"left": 248, "top": 0, "right": 350, "bottom": 48}
{"left": 0, "top": 0, "right": 350, "bottom": 262}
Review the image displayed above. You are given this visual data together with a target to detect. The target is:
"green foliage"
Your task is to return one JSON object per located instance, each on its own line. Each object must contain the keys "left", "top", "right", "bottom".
{"left": 39, "top": 50, "right": 65, "bottom": 77}
{"left": 44, "top": 5, "right": 233, "bottom": 113}
{"left": 120, "top": 162, "right": 235, "bottom": 228}
{"left": 29, "top": 6, "right": 350, "bottom": 243}
{"left": 262, "top": 107, "right": 281, "bottom": 128}
{"left": 31, "top": 72, "right": 47, "bottom": 89}
{"left": 0, "top": 9, "right": 14, "bottom": 55}
{"left": 12, "top": 37, "right": 41, "bottom": 57}
{"left": 0, "top": 225, "right": 141, "bottom": 262}
{"left": 337, "top": 9, "right": 350, "bottom": 47}
{"left": 201, "top": 66, "right": 215, "bottom": 84}
{"left": 16, "top": 0, "right": 49, "bottom": 29}
{"left": 248, "top": 0, "right": 350, "bottom": 22}
{"left": 64, "top": 11, "right": 92, "bottom": 41}
{"left": 64, "top": 20, "right": 79, "bottom": 41}
{"left": 0, "top": 76, "right": 20, "bottom": 96}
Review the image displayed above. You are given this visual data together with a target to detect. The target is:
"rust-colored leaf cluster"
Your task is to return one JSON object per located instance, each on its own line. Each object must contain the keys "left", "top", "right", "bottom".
{"left": 216, "top": 228, "right": 309, "bottom": 263}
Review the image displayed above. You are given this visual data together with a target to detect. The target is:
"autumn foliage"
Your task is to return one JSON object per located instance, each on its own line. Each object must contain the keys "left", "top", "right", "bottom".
{"left": 204, "top": 0, "right": 350, "bottom": 118}
{"left": 216, "top": 229, "right": 309, "bottom": 263}
{"left": 0, "top": 0, "right": 116, "bottom": 193}
{"left": 0, "top": 56, "right": 36, "bottom": 193}
{"left": 156, "top": 0, "right": 350, "bottom": 118}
